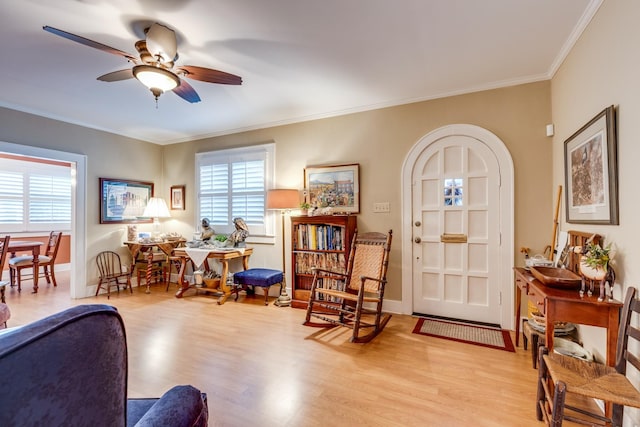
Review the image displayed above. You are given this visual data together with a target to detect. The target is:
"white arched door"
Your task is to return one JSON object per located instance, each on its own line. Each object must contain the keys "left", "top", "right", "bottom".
{"left": 402, "top": 125, "right": 514, "bottom": 327}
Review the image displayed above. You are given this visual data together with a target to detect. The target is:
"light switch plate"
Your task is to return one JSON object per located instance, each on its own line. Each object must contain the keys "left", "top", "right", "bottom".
{"left": 373, "top": 202, "right": 390, "bottom": 213}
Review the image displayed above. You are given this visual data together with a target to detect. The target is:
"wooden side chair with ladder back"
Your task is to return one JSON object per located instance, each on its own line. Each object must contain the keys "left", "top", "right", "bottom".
{"left": 304, "top": 230, "right": 393, "bottom": 343}
{"left": 537, "top": 286, "right": 640, "bottom": 426}
{"left": 95, "top": 251, "right": 133, "bottom": 299}
{"left": 9, "top": 231, "right": 62, "bottom": 292}
{"left": 0, "top": 236, "right": 11, "bottom": 328}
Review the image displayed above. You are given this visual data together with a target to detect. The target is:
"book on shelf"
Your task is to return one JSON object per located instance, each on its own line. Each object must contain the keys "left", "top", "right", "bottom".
{"left": 294, "top": 224, "right": 346, "bottom": 251}
{"left": 294, "top": 252, "right": 346, "bottom": 275}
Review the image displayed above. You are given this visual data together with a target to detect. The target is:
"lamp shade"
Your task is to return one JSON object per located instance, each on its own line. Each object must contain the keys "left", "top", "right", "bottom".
{"left": 266, "top": 189, "right": 299, "bottom": 210}
{"left": 143, "top": 197, "right": 171, "bottom": 218}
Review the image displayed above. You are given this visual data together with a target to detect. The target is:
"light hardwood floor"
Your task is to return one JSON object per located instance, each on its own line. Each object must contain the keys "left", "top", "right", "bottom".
{"left": 5, "top": 272, "right": 547, "bottom": 427}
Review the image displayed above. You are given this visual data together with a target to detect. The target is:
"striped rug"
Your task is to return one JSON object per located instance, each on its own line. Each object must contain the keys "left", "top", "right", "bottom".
{"left": 412, "top": 316, "right": 515, "bottom": 352}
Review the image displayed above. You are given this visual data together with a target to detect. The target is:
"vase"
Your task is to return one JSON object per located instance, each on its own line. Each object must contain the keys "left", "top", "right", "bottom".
{"left": 579, "top": 257, "right": 607, "bottom": 281}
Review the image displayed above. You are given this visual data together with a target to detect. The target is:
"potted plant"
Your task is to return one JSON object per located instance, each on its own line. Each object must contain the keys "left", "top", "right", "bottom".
{"left": 580, "top": 242, "right": 612, "bottom": 281}
{"left": 300, "top": 202, "right": 311, "bottom": 215}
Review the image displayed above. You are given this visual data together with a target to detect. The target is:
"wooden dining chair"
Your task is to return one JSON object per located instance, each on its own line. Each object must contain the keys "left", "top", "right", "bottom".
{"left": 9, "top": 231, "right": 63, "bottom": 292}
{"left": 95, "top": 251, "right": 133, "bottom": 299}
{"left": 537, "top": 286, "right": 640, "bottom": 426}
{"left": 304, "top": 230, "right": 393, "bottom": 343}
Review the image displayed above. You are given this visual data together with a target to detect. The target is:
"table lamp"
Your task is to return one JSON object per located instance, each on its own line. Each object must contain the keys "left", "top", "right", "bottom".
{"left": 266, "top": 188, "right": 300, "bottom": 307}
{"left": 143, "top": 197, "right": 171, "bottom": 238}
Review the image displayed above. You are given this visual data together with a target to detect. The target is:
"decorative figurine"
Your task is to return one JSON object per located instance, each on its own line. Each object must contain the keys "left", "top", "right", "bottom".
{"left": 200, "top": 218, "right": 215, "bottom": 241}
{"left": 229, "top": 217, "right": 249, "bottom": 247}
{"left": 579, "top": 242, "right": 614, "bottom": 301}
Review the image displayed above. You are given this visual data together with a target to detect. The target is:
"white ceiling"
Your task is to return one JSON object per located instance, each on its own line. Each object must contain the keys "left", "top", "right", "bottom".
{"left": 0, "top": 0, "right": 600, "bottom": 145}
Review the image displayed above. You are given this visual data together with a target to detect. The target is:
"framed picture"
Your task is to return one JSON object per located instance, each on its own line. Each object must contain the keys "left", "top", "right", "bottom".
{"left": 304, "top": 163, "right": 360, "bottom": 213}
{"left": 99, "top": 178, "right": 154, "bottom": 224}
{"left": 564, "top": 105, "right": 618, "bottom": 224}
{"left": 170, "top": 185, "right": 185, "bottom": 210}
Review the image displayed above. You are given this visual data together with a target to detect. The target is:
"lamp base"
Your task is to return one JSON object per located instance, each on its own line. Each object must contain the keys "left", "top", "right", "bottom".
{"left": 274, "top": 291, "right": 292, "bottom": 307}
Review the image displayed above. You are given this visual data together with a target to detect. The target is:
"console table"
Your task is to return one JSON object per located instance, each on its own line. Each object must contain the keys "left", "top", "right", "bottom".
{"left": 173, "top": 247, "right": 253, "bottom": 304}
{"left": 514, "top": 267, "right": 622, "bottom": 366}
{"left": 123, "top": 239, "right": 186, "bottom": 293}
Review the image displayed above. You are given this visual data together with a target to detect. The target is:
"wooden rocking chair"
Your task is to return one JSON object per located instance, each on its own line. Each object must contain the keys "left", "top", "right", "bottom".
{"left": 304, "top": 230, "right": 392, "bottom": 343}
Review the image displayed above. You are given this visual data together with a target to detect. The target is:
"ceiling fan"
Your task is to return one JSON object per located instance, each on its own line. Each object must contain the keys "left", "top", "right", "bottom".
{"left": 43, "top": 23, "right": 242, "bottom": 104}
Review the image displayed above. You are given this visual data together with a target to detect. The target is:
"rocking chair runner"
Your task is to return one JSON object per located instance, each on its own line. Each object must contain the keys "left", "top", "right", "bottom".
{"left": 304, "top": 230, "right": 392, "bottom": 343}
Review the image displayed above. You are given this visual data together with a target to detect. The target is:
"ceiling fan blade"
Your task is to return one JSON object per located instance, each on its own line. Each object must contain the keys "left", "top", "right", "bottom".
{"left": 177, "top": 65, "right": 242, "bottom": 85}
{"left": 145, "top": 23, "right": 177, "bottom": 64}
{"left": 43, "top": 26, "right": 137, "bottom": 61}
{"left": 97, "top": 69, "right": 134, "bottom": 82}
{"left": 173, "top": 79, "right": 201, "bottom": 103}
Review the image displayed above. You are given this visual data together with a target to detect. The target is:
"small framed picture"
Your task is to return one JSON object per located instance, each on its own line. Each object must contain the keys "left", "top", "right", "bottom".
{"left": 170, "top": 185, "right": 185, "bottom": 210}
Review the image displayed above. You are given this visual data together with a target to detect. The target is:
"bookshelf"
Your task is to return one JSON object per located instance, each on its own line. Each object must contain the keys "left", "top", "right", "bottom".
{"left": 290, "top": 215, "right": 357, "bottom": 309}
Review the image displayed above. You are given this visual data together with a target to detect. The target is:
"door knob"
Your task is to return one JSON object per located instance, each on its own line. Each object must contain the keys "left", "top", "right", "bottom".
{"left": 414, "top": 221, "right": 421, "bottom": 226}
{"left": 414, "top": 237, "right": 421, "bottom": 243}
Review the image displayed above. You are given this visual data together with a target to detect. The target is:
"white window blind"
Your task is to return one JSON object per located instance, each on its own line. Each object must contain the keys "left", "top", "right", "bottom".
{"left": 0, "top": 158, "right": 72, "bottom": 232}
{"left": 196, "top": 144, "right": 275, "bottom": 236}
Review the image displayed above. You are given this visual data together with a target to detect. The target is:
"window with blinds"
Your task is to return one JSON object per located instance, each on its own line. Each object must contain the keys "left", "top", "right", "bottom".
{"left": 196, "top": 143, "right": 275, "bottom": 236}
{"left": 0, "top": 157, "right": 72, "bottom": 232}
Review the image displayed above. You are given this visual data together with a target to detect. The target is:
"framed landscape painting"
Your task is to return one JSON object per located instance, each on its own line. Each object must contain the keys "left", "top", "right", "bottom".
{"left": 100, "top": 178, "right": 154, "bottom": 224}
{"left": 564, "top": 105, "right": 618, "bottom": 224}
{"left": 304, "top": 163, "right": 360, "bottom": 213}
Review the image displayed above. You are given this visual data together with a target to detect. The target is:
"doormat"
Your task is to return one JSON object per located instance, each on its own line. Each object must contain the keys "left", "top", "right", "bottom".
{"left": 412, "top": 316, "right": 515, "bottom": 352}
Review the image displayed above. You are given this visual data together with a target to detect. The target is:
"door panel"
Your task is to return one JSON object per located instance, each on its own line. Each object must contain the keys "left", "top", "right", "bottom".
{"left": 412, "top": 134, "right": 500, "bottom": 324}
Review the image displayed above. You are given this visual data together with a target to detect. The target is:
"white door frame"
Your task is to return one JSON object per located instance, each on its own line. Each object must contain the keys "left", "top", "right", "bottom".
{"left": 401, "top": 124, "right": 515, "bottom": 328}
{"left": 0, "top": 141, "right": 87, "bottom": 299}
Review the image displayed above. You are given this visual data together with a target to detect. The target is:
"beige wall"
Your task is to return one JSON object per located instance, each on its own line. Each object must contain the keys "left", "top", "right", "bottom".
{"left": 165, "top": 80, "right": 554, "bottom": 301}
{"left": 551, "top": 0, "right": 640, "bottom": 372}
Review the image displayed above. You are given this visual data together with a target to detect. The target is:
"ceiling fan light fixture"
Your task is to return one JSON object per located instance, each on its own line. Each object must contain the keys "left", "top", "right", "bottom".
{"left": 132, "top": 64, "right": 180, "bottom": 93}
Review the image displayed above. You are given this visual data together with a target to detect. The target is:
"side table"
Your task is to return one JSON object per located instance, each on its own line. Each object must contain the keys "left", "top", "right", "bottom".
{"left": 514, "top": 267, "right": 621, "bottom": 366}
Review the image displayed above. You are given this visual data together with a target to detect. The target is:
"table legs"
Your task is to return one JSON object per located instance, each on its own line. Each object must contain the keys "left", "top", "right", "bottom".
{"left": 515, "top": 283, "right": 522, "bottom": 347}
{"left": 175, "top": 257, "right": 190, "bottom": 298}
{"left": 215, "top": 260, "right": 231, "bottom": 305}
{"left": 145, "top": 251, "right": 153, "bottom": 294}
{"left": 31, "top": 254, "right": 40, "bottom": 293}
{"left": 174, "top": 254, "right": 250, "bottom": 304}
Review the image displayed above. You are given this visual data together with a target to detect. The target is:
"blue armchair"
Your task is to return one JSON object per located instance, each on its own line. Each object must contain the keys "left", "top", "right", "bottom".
{"left": 0, "top": 304, "right": 208, "bottom": 426}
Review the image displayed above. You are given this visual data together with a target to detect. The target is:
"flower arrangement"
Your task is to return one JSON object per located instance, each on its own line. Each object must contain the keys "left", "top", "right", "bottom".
{"left": 579, "top": 241, "right": 615, "bottom": 301}
{"left": 581, "top": 242, "right": 612, "bottom": 271}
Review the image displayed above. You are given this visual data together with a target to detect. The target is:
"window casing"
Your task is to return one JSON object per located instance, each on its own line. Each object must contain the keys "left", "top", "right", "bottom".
{"left": 0, "top": 157, "right": 72, "bottom": 232}
{"left": 196, "top": 144, "right": 275, "bottom": 237}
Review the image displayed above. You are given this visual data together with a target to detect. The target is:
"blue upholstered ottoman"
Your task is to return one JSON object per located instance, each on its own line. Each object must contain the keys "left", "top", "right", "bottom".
{"left": 233, "top": 268, "right": 283, "bottom": 305}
